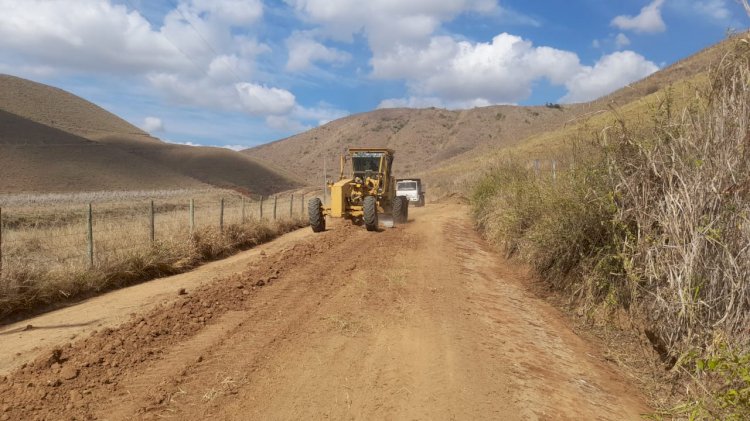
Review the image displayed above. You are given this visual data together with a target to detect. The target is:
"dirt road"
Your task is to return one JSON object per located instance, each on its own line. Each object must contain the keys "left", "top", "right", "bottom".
{"left": 0, "top": 204, "right": 649, "bottom": 420}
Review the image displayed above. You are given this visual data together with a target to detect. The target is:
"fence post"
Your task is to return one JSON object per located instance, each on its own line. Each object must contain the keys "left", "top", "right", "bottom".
{"left": 273, "top": 196, "right": 277, "bottom": 220}
{"left": 533, "top": 160, "right": 540, "bottom": 177}
{"left": 0, "top": 206, "right": 3, "bottom": 276}
{"left": 190, "top": 199, "right": 195, "bottom": 233}
{"left": 552, "top": 160, "right": 557, "bottom": 182}
{"left": 220, "top": 198, "right": 225, "bottom": 233}
{"left": 301, "top": 193, "right": 305, "bottom": 215}
{"left": 259, "top": 196, "right": 264, "bottom": 219}
{"left": 149, "top": 200, "right": 155, "bottom": 244}
{"left": 289, "top": 194, "right": 294, "bottom": 218}
{"left": 87, "top": 203, "right": 94, "bottom": 268}
{"left": 241, "top": 197, "right": 246, "bottom": 223}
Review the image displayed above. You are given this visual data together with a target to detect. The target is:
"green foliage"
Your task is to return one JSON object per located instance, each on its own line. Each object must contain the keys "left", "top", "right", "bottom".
{"left": 669, "top": 347, "right": 750, "bottom": 420}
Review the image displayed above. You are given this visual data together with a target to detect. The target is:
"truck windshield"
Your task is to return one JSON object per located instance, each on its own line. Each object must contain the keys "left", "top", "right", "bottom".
{"left": 397, "top": 182, "right": 417, "bottom": 191}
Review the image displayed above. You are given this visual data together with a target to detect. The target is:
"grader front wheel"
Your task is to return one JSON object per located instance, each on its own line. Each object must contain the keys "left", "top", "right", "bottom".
{"left": 308, "top": 198, "right": 326, "bottom": 233}
{"left": 364, "top": 196, "right": 378, "bottom": 231}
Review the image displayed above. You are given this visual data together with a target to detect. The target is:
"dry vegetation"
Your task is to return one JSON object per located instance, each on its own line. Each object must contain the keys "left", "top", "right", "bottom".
{"left": 0, "top": 189, "right": 320, "bottom": 320}
{"left": 472, "top": 35, "right": 750, "bottom": 418}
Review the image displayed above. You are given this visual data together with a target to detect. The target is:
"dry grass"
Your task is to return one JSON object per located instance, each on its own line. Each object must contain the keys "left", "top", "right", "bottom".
{"left": 472, "top": 35, "right": 750, "bottom": 418}
{"left": 0, "top": 189, "right": 322, "bottom": 320}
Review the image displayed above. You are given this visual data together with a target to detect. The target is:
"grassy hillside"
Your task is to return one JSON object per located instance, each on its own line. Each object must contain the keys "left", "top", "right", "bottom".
{"left": 471, "top": 34, "right": 750, "bottom": 418}
{"left": 243, "top": 34, "right": 729, "bottom": 188}
{"left": 0, "top": 75, "right": 301, "bottom": 195}
{"left": 0, "top": 109, "right": 207, "bottom": 193}
{"left": 243, "top": 104, "right": 584, "bottom": 181}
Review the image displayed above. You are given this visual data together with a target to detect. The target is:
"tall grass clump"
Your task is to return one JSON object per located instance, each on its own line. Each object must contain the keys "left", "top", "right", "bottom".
{"left": 473, "top": 35, "right": 750, "bottom": 416}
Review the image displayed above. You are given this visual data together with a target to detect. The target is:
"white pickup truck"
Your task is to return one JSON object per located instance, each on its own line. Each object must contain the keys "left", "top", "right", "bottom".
{"left": 396, "top": 178, "right": 425, "bottom": 207}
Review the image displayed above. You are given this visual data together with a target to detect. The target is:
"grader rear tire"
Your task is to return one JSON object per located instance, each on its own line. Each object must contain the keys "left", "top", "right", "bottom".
{"left": 364, "top": 196, "right": 378, "bottom": 231}
{"left": 393, "top": 196, "right": 407, "bottom": 224}
{"left": 308, "top": 198, "right": 325, "bottom": 233}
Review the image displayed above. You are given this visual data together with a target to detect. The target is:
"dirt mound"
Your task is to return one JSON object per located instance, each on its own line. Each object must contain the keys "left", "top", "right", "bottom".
{"left": 0, "top": 227, "right": 339, "bottom": 420}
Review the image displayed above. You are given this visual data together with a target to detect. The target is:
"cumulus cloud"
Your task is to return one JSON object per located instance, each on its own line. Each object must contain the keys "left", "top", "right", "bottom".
{"left": 378, "top": 96, "right": 491, "bottom": 110}
{"left": 372, "top": 33, "right": 582, "bottom": 105}
{"left": 0, "top": 0, "right": 313, "bottom": 122}
{"left": 0, "top": 0, "right": 186, "bottom": 74}
{"left": 236, "top": 83, "right": 297, "bottom": 115}
{"left": 290, "top": 1, "right": 658, "bottom": 107}
{"left": 142, "top": 116, "right": 165, "bottom": 132}
{"left": 561, "top": 51, "right": 659, "bottom": 103}
{"left": 285, "top": 31, "right": 351, "bottom": 71}
{"left": 265, "top": 115, "right": 312, "bottom": 132}
{"left": 612, "top": 0, "right": 667, "bottom": 34}
{"left": 377, "top": 36, "right": 658, "bottom": 107}
{"left": 285, "top": 0, "right": 497, "bottom": 49}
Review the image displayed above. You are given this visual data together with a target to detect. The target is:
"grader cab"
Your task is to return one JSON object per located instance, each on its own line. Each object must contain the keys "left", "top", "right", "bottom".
{"left": 308, "top": 148, "right": 408, "bottom": 232}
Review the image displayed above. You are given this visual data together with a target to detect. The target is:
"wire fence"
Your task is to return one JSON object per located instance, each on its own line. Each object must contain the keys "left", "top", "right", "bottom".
{"left": 0, "top": 190, "right": 322, "bottom": 277}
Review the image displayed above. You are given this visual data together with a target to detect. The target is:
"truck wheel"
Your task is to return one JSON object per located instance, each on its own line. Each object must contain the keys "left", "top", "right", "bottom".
{"left": 364, "top": 196, "right": 378, "bottom": 231}
{"left": 308, "top": 198, "right": 325, "bottom": 232}
{"left": 393, "top": 196, "right": 406, "bottom": 224}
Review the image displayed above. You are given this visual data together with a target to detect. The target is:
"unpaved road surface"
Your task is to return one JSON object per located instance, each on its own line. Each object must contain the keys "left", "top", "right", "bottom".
{"left": 0, "top": 204, "right": 649, "bottom": 420}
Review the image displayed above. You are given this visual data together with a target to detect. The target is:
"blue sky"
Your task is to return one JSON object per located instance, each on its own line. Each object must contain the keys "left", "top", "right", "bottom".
{"left": 0, "top": 0, "right": 746, "bottom": 149}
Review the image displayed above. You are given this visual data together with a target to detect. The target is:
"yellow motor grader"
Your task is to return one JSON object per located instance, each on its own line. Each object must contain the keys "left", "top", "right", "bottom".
{"left": 308, "top": 148, "right": 408, "bottom": 232}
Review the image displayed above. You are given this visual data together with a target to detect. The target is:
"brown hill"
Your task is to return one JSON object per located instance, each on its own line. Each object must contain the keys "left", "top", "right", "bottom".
{"left": 0, "top": 75, "right": 301, "bottom": 195}
{"left": 0, "top": 109, "right": 204, "bottom": 193}
{"left": 243, "top": 35, "right": 733, "bottom": 183}
{"left": 244, "top": 105, "right": 583, "bottom": 181}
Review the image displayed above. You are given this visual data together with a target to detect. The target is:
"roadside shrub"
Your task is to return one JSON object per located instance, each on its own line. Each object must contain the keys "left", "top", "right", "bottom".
{"left": 472, "top": 35, "right": 750, "bottom": 416}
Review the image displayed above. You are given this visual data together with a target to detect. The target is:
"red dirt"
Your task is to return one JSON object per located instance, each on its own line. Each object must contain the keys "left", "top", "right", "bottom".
{"left": 0, "top": 204, "right": 649, "bottom": 420}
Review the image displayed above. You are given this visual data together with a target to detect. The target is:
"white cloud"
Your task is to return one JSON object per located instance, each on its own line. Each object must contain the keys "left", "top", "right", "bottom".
{"left": 561, "top": 51, "right": 659, "bottom": 103}
{"left": 289, "top": 1, "right": 658, "bottom": 108}
{"left": 615, "top": 33, "right": 631, "bottom": 48}
{"left": 0, "top": 0, "right": 186, "bottom": 74}
{"left": 0, "top": 0, "right": 307, "bottom": 121}
{"left": 142, "top": 116, "right": 164, "bottom": 132}
{"left": 285, "top": 31, "right": 351, "bottom": 72}
{"left": 674, "top": 0, "right": 732, "bottom": 21}
{"left": 265, "top": 115, "right": 312, "bottom": 132}
{"left": 612, "top": 0, "right": 667, "bottom": 34}
{"left": 221, "top": 144, "right": 249, "bottom": 151}
{"left": 236, "top": 83, "right": 297, "bottom": 115}
{"left": 372, "top": 33, "right": 582, "bottom": 105}
{"left": 292, "top": 104, "right": 349, "bottom": 125}
{"left": 378, "top": 96, "right": 490, "bottom": 110}
{"left": 285, "top": 0, "right": 498, "bottom": 49}
{"left": 164, "top": 140, "right": 250, "bottom": 151}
